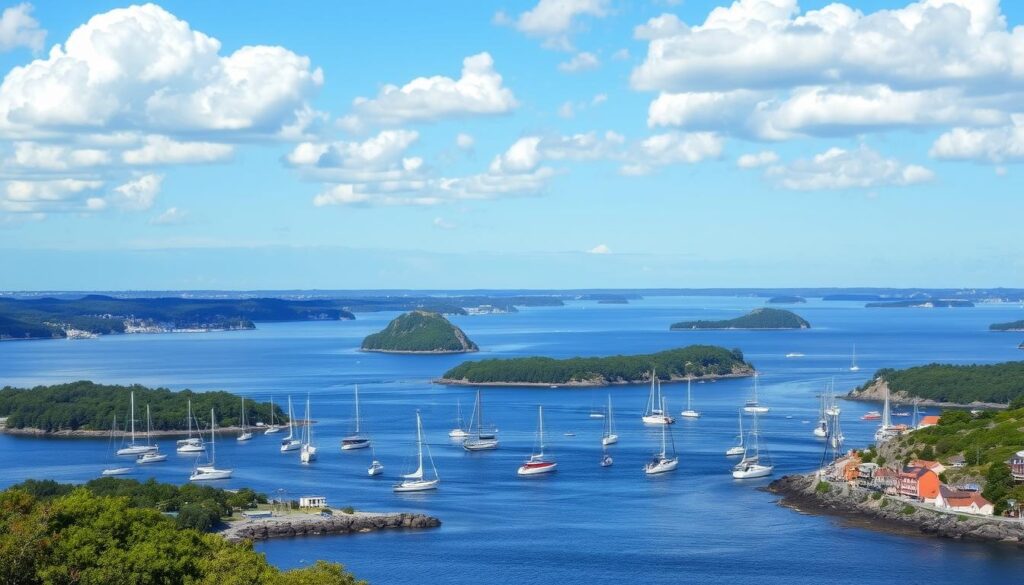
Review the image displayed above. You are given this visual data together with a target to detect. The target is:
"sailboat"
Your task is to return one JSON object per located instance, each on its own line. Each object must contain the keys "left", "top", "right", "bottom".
{"left": 116, "top": 391, "right": 158, "bottom": 455}
{"left": 448, "top": 398, "right": 469, "bottom": 438}
{"left": 601, "top": 394, "right": 618, "bottom": 446}
{"left": 394, "top": 411, "right": 440, "bottom": 492}
{"left": 300, "top": 396, "right": 318, "bottom": 463}
{"left": 517, "top": 406, "right": 557, "bottom": 476}
{"left": 829, "top": 409, "right": 844, "bottom": 450}
{"left": 824, "top": 379, "right": 841, "bottom": 416}
{"left": 645, "top": 400, "right": 678, "bottom": 474}
{"left": 463, "top": 390, "right": 499, "bottom": 451}
{"left": 264, "top": 396, "right": 281, "bottom": 434}
{"left": 136, "top": 405, "right": 167, "bottom": 464}
{"left": 368, "top": 446, "right": 384, "bottom": 477}
{"left": 189, "top": 408, "right": 233, "bottom": 481}
{"left": 813, "top": 394, "right": 828, "bottom": 438}
{"left": 849, "top": 345, "right": 860, "bottom": 372}
{"left": 679, "top": 376, "right": 700, "bottom": 418}
{"left": 237, "top": 397, "right": 253, "bottom": 442}
{"left": 732, "top": 412, "right": 773, "bottom": 479}
{"left": 642, "top": 371, "right": 674, "bottom": 425}
{"left": 341, "top": 385, "right": 371, "bottom": 450}
{"left": 726, "top": 409, "right": 745, "bottom": 456}
{"left": 873, "top": 385, "right": 899, "bottom": 443}
{"left": 279, "top": 395, "right": 301, "bottom": 452}
{"left": 176, "top": 399, "right": 205, "bottom": 453}
{"left": 742, "top": 373, "right": 769, "bottom": 414}
{"left": 101, "top": 415, "right": 132, "bottom": 476}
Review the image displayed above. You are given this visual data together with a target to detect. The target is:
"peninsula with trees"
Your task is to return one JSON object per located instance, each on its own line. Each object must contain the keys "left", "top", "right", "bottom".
{"left": 0, "top": 381, "right": 285, "bottom": 435}
{"left": 436, "top": 345, "right": 753, "bottom": 386}
{"left": 670, "top": 308, "right": 810, "bottom": 330}
{"left": 767, "top": 295, "right": 806, "bottom": 304}
{"left": 991, "top": 320, "right": 1024, "bottom": 331}
{"left": 361, "top": 311, "right": 478, "bottom": 353}
{"left": 847, "top": 362, "right": 1024, "bottom": 407}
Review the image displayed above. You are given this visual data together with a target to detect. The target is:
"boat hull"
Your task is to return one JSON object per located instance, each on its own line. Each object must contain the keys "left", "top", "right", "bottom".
{"left": 368, "top": 462, "right": 384, "bottom": 476}
{"left": 600, "top": 456, "right": 613, "bottom": 467}
{"left": 116, "top": 445, "right": 157, "bottom": 456}
{"left": 190, "top": 467, "right": 232, "bottom": 481}
{"left": 101, "top": 467, "right": 132, "bottom": 476}
{"left": 732, "top": 464, "right": 773, "bottom": 479}
{"left": 341, "top": 437, "right": 371, "bottom": 450}
{"left": 236, "top": 433, "right": 253, "bottom": 442}
{"left": 448, "top": 429, "right": 468, "bottom": 438}
{"left": 725, "top": 446, "right": 745, "bottom": 457}
{"left": 280, "top": 439, "right": 301, "bottom": 452}
{"left": 300, "top": 446, "right": 318, "bottom": 463}
{"left": 517, "top": 461, "right": 557, "bottom": 476}
{"left": 642, "top": 415, "right": 675, "bottom": 425}
{"left": 137, "top": 453, "right": 167, "bottom": 464}
{"left": 176, "top": 444, "right": 205, "bottom": 453}
{"left": 601, "top": 434, "right": 619, "bottom": 446}
{"left": 393, "top": 479, "right": 439, "bottom": 492}
{"left": 463, "top": 439, "right": 499, "bottom": 451}
{"left": 645, "top": 458, "right": 679, "bottom": 475}
{"left": 679, "top": 410, "right": 701, "bottom": 419}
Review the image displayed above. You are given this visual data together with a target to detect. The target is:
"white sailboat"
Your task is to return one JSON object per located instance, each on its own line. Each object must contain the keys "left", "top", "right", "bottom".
{"left": 601, "top": 394, "right": 618, "bottom": 446}
{"left": 642, "top": 371, "right": 675, "bottom": 425}
{"left": 116, "top": 391, "right": 158, "bottom": 455}
{"left": 101, "top": 415, "right": 132, "bottom": 476}
{"left": 264, "top": 396, "right": 281, "bottom": 434}
{"left": 189, "top": 408, "right": 232, "bottom": 481}
{"left": 849, "top": 345, "right": 860, "bottom": 372}
{"left": 300, "top": 396, "right": 318, "bottom": 463}
{"left": 394, "top": 411, "right": 440, "bottom": 492}
{"left": 645, "top": 400, "right": 679, "bottom": 474}
{"left": 726, "top": 409, "right": 745, "bottom": 456}
{"left": 341, "top": 385, "right": 371, "bottom": 450}
{"left": 368, "top": 446, "right": 384, "bottom": 476}
{"left": 679, "top": 376, "right": 700, "bottom": 418}
{"left": 873, "top": 385, "right": 898, "bottom": 443}
{"left": 813, "top": 394, "right": 828, "bottom": 438}
{"left": 462, "top": 390, "right": 499, "bottom": 451}
{"left": 742, "top": 373, "right": 769, "bottom": 414}
{"left": 237, "top": 396, "right": 253, "bottom": 442}
{"left": 176, "top": 399, "right": 205, "bottom": 453}
{"left": 517, "top": 406, "right": 557, "bottom": 476}
{"left": 448, "top": 398, "right": 469, "bottom": 438}
{"left": 829, "top": 409, "right": 845, "bottom": 450}
{"left": 136, "top": 405, "right": 167, "bottom": 464}
{"left": 732, "top": 412, "right": 773, "bottom": 479}
{"left": 279, "top": 395, "right": 301, "bottom": 452}
{"left": 824, "top": 379, "right": 841, "bottom": 417}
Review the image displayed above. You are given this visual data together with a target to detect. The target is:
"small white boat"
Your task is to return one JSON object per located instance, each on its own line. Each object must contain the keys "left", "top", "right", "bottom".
{"left": 823, "top": 379, "right": 841, "bottom": 416}
{"left": 177, "top": 400, "right": 206, "bottom": 453}
{"left": 601, "top": 394, "right": 619, "bottom": 446}
{"left": 280, "top": 396, "right": 301, "bottom": 452}
{"left": 813, "top": 393, "right": 828, "bottom": 438}
{"left": 518, "top": 406, "right": 557, "bottom": 476}
{"left": 732, "top": 412, "right": 773, "bottom": 479}
{"left": 785, "top": 352, "right": 805, "bottom": 358}
{"left": 300, "top": 396, "right": 318, "bottom": 464}
{"left": 563, "top": 432, "right": 575, "bottom": 437}
{"left": 101, "top": 414, "right": 132, "bottom": 476}
{"left": 726, "top": 409, "right": 745, "bottom": 457}
{"left": 448, "top": 398, "right": 469, "bottom": 438}
{"left": 642, "top": 371, "right": 675, "bottom": 425}
{"left": 341, "top": 385, "right": 371, "bottom": 450}
{"left": 462, "top": 390, "right": 499, "bottom": 451}
{"left": 679, "top": 376, "right": 700, "bottom": 419}
{"left": 600, "top": 453, "right": 613, "bottom": 467}
{"left": 237, "top": 396, "right": 253, "bottom": 442}
{"left": 264, "top": 396, "right": 282, "bottom": 434}
{"left": 102, "top": 466, "right": 132, "bottom": 476}
{"left": 645, "top": 405, "right": 678, "bottom": 475}
{"left": 394, "top": 411, "right": 440, "bottom": 492}
{"left": 190, "top": 408, "right": 232, "bottom": 481}
{"left": 849, "top": 345, "right": 860, "bottom": 372}
{"left": 742, "top": 374, "right": 770, "bottom": 414}
{"left": 137, "top": 451, "right": 167, "bottom": 464}
{"left": 116, "top": 392, "right": 159, "bottom": 455}
{"left": 368, "top": 460, "right": 384, "bottom": 476}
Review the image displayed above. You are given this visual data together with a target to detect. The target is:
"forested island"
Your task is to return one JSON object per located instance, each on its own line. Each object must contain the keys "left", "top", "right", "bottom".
{"left": 767, "top": 295, "right": 806, "bottom": 304}
{"left": 0, "top": 478, "right": 365, "bottom": 584}
{"left": 991, "top": 320, "right": 1024, "bottom": 331}
{"left": 0, "top": 295, "right": 356, "bottom": 340}
{"left": 0, "top": 381, "right": 285, "bottom": 434}
{"left": 848, "top": 362, "right": 1024, "bottom": 406}
{"left": 865, "top": 299, "right": 975, "bottom": 308}
{"left": 436, "top": 345, "right": 753, "bottom": 386}
{"left": 361, "top": 311, "right": 478, "bottom": 353}
{"left": 670, "top": 308, "right": 810, "bottom": 330}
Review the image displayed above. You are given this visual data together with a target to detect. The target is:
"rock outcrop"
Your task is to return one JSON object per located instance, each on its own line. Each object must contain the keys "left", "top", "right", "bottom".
{"left": 221, "top": 512, "right": 441, "bottom": 543}
{"left": 768, "top": 474, "right": 1024, "bottom": 544}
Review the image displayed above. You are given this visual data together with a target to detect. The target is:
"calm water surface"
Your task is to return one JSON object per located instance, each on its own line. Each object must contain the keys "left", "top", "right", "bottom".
{"left": 2, "top": 296, "right": 1024, "bottom": 584}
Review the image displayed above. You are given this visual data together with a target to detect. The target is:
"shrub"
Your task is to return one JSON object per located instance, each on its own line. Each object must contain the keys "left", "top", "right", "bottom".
{"left": 815, "top": 482, "right": 831, "bottom": 495}
{"left": 871, "top": 491, "right": 883, "bottom": 500}
{"left": 901, "top": 505, "right": 916, "bottom": 515}
{"left": 341, "top": 506, "right": 355, "bottom": 514}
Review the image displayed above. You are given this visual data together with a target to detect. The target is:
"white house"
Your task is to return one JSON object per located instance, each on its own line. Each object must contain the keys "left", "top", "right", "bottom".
{"left": 935, "top": 486, "right": 994, "bottom": 516}
{"left": 299, "top": 496, "right": 327, "bottom": 508}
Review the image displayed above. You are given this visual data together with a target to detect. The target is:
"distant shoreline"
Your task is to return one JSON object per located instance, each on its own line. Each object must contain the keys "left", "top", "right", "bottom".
{"left": 433, "top": 372, "right": 752, "bottom": 388}
{"left": 361, "top": 348, "right": 478, "bottom": 354}
{"left": 0, "top": 424, "right": 264, "bottom": 438}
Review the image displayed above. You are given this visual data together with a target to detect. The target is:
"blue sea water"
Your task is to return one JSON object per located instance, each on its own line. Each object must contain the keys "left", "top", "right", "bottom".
{"left": 2, "top": 296, "right": 1024, "bottom": 584}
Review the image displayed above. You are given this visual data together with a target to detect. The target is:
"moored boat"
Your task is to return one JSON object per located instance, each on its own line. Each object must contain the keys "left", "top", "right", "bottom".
{"left": 517, "top": 405, "right": 557, "bottom": 476}
{"left": 190, "top": 408, "right": 232, "bottom": 481}
{"left": 394, "top": 411, "right": 440, "bottom": 492}
{"left": 732, "top": 412, "right": 773, "bottom": 479}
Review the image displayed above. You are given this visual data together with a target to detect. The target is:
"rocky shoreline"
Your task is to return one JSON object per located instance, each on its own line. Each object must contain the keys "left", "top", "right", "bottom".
{"left": 845, "top": 378, "right": 1008, "bottom": 410}
{"left": 433, "top": 372, "right": 752, "bottom": 388}
{"left": 768, "top": 474, "right": 1024, "bottom": 545}
{"left": 0, "top": 425, "right": 250, "bottom": 438}
{"left": 219, "top": 511, "right": 441, "bottom": 543}
{"left": 362, "top": 348, "right": 477, "bottom": 354}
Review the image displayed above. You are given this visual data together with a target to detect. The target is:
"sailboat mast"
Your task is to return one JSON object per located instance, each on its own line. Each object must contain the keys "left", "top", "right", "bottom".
{"left": 209, "top": 408, "right": 216, "bottom": 464}
{"left": 187, "top": 399, "right": 192, "bottom": 438}
{"left": 538, "top": 406, "right": 545, "bottom": 454}
{"left": 146, "top": 404, "right": 152, "bottom": 444}
{"left": 354, "top": 385, "right": 361, "bottom": 434}
{"left": 416, "top": 411, "right": 424, "bottom": 476}
{"left": 687, "top": 377, "right": 692, "bottom": 410}
{"left": 130, "top": 392, "right": 136, "bottom": 443}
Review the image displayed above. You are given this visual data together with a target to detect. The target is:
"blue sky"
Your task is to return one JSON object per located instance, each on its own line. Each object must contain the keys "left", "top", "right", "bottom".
{"left": 0, "top": 0, "right": 1021, "bottom": 289}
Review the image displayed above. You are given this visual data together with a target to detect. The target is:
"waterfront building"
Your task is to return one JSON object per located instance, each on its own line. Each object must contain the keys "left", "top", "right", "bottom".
{"left": 299, "top": 496, "right": 327, "bottom": 508}
{"left": 898, "top": 467, "right": 940, "bottom": 501}
{"left": 908, "top": 459, "right": 946, "bottom": 475}
{"left": 935, "top": 486, "right": 994, "bottom": 516}
{"left": 1010, "top": 451, "right": 1024, "bottom": 482}
{"left": 917, "top": 415, "right": 941, "bottom": 429}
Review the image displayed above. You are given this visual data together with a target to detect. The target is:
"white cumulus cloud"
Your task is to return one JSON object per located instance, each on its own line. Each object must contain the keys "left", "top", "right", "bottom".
{"left": 930, "top": 116, "right": 1024, "bottom": 163}
{"left": 737, "top": 150, "right": 780, "bottom": 168}
{"left": 122, "top": 136, "right": 234, "bottom": 165}
{"left": 0, "top": 3, "right": 45, "bottom": 53}
{"left": 765, "top": 145, "right": 934, "bottom": 190}
{"left": 501, "top": 0, "right": 610, "bottom": 49}
{"left": 558, "top": 51, "right": 600, "bottom": 73}
{"left": 111, "top": 174, "right": 162, "bottom": 210}
{"left": 588, "top": 243, "right": 611, "bottom": 254}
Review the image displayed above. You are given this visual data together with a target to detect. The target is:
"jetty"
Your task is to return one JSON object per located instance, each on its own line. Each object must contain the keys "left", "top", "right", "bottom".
{"left": 219, "top": 511, "right": 441, "bottom": 543}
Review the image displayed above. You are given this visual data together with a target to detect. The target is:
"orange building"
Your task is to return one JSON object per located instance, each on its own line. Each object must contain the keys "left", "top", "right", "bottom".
{"left": 917, "top": 415, "right": 941, "bottom": 429}
{"left": 898, "top": 467, "right": 940, "bottom": 500}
